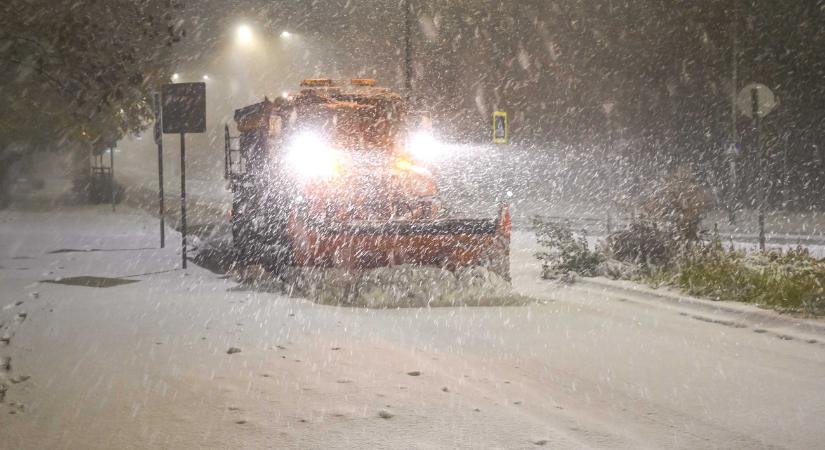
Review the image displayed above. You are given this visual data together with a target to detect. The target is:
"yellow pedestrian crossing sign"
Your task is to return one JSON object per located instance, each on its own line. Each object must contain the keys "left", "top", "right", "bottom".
{"left": 492, "top": 111, "right": 508, "bottom": 144}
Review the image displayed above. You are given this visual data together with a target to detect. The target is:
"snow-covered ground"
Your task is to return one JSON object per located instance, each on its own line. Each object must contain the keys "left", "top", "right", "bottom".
{"left": 2, "top": 204, "right": 825, "bottom": 449}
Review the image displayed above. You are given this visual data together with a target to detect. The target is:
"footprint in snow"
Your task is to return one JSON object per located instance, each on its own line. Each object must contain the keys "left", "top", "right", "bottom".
{"left": 7, "top": 402, "right": 24, "bottom": 414}
{"left": 10, "top": 375, "right": 29, "bottom": 384}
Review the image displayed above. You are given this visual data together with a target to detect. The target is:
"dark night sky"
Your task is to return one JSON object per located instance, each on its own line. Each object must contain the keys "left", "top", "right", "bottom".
{"left": 183, "top": 1, "right": 825, "bottom": 145}
{"left": 160, "top": 0, "right": 824, "bottom": 206}
{"left": 0, "top": 0, "right": 825, "bottom": 206}
{"left": 4, "top": 0, "right": 824, "bottom": 206}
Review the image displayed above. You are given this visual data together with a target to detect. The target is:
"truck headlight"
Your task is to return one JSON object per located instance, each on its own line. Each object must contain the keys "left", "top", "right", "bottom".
{"left": 408, "top": 131, "right": 444, "bottom": 162}
{"left": 285, "top": 132, "right": 342, "bottom": 180}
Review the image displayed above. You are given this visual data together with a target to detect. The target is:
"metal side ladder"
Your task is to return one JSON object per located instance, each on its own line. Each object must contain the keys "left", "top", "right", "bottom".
{"left": 224, "top": 124, "right": 246, "bottom": 182}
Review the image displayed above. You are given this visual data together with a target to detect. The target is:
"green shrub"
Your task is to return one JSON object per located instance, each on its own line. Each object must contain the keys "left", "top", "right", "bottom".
{"left": 676, "top": 238, "right": 825, "bottom": 315}
{"left": 533, "top": 217, "right": 603, "bottom": 278}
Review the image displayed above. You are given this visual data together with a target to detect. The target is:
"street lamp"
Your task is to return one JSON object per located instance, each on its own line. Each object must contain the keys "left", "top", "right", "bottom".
{"left": 280, "top": 30, "right": 292, "bottom": 39}
{"left": 202, "top": 74, "right": 209, "bottom": 81}
{"left": 236, "top": 24, "right": 254, "bottom": 46}
{"left": 171, "top": 73, "right": 180, "bottom": 82}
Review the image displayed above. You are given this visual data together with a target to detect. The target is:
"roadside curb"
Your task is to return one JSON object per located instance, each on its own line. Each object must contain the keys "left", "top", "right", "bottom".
{"left": 575, "top": 276, "right": 825, "bottom": 341}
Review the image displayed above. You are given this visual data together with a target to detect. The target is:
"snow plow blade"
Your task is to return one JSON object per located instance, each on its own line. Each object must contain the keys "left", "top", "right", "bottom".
{"left": 288, "top": 205, "right": 511, "bottom": 281}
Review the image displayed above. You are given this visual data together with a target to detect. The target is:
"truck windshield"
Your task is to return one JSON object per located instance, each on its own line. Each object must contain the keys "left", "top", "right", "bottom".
{"left": 297, "top": 102, "right": 399, "bottom": 152}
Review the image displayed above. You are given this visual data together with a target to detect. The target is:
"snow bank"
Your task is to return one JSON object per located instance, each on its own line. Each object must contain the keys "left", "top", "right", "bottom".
{"left": 191, "top": 229, "right": 527, "bottom": 308}
{"left": 236, "top": 264, "right": 528, "bottom": 308}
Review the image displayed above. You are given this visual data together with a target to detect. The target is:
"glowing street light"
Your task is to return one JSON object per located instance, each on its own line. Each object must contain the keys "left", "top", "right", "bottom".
{"left": 280, "top": 30, "right": 292, "bottom": 39}
{"left": 236, "top": 24, "right": 254, "bottom": 46}
{"left": 171, "top": 73, "right": 180, "bottom": 82}
{"left": 202, "top": 74, "right": 209, "bottom": 81}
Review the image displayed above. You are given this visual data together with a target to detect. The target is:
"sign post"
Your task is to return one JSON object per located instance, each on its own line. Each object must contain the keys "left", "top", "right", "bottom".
{"left": 153, "top": 93, "right": 165, "bottom": 248}
{"left": 752, "top": 88, "right": 765, "bottom": 250}
{"left": 179, "top": 133, "right": 187, "bottom": 268}
{"left": 725, "top": 142, "right": 739, "bottom": 222}
{"left": 161, "top": 82, "right": 206, "bottom": 269}
{"left": 737, "top": 82, "right": 776, "bottom": 251}
{"left": 492, "top": 111, "right": 508, "bottom": 144}
{"left": 109, "top": 146, "right": 115, "bottom": 212}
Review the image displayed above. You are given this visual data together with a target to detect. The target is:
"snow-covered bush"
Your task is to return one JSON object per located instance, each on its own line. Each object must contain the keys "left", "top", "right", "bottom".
{"left": 606, "top": 220, "right": 675, "bottom": 268}
{"left": 532, "top": 217, "right": 603, "bottom": 279}
{"left": 638, "top": 170, "right": 710, "bottom": 242}
{"left": 605, "top": 170, "right": 709, "bottom": 271}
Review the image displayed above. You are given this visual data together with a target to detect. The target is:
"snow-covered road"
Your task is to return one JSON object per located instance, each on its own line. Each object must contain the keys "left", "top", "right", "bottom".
{"left": 1, "top": 205, "right": 825, "bottom": 449}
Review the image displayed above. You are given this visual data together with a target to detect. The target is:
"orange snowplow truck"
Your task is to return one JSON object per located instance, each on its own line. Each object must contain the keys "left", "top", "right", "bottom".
{"left": 225, "top": 78, "right": 510, "bottom": 280}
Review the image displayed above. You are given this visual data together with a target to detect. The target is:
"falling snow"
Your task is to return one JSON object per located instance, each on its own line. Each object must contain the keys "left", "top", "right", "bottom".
{"left": 2, "top": 1, "right": 825, "bottom": 449}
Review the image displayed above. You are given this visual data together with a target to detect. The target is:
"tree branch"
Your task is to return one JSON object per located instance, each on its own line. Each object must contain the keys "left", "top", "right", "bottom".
{"left": 0, "top": 55, "right": 67, "bottom": 93}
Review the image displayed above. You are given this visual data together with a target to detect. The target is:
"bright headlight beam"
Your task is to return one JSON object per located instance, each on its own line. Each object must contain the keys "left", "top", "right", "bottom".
{"left": 284, "top": 132, "right": 341, "bottom": 180}
{"left": 408, "top": 131, "right": 443, "bottom": 162}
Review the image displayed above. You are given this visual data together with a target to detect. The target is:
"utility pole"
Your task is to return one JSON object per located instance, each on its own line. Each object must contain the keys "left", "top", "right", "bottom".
{"left": 403, "top": 0, "right": 414, "bottom": 103}
{"left": 730, "top": 0, "right": 738, "bottom": 145}
{"left": 728, "top": 0, "right": 739, "bottom": 221}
